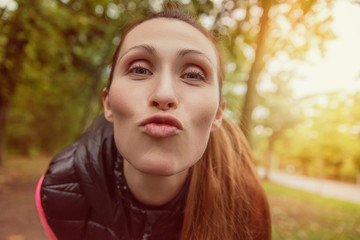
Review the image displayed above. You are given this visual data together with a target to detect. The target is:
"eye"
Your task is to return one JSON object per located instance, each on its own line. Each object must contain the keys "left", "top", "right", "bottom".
{"left": 181, "top": 70, "right": 206, "bottom": 81}
{"left": 127, "top": 64, "right": 152, "bottom": 76}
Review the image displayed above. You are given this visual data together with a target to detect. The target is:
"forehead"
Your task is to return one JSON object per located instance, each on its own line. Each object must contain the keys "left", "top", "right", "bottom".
{"left": 120, "top": 18, "right": 218, "bottom": 64}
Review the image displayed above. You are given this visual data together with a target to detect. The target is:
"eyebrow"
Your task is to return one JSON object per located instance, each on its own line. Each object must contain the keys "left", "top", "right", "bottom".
{"left": 118, "top": 44, "right": 157, "bottom": 62}
{"left": 118, "top": 44, "right": 214, "bottom": 67}
{"left": 177, "top": 48, "right": 215, "bottom": 67}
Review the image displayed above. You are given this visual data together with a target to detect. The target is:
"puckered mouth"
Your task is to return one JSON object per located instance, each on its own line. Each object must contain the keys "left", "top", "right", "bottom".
{"left": 139, "top": 115, "right": 183, "bottom": 130}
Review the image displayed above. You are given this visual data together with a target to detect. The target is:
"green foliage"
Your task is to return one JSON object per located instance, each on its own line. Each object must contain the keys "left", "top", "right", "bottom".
{"left": 2, "top": 0, "right": 152, "bottom": 155}
{"left": 263, "top": 181, "right": 360, "bottom": 240}
{"left": 270, "top": 92, "right": 360, "bottom": 181}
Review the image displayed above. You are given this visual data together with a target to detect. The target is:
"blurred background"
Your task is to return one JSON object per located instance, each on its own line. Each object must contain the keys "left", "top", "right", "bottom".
{"left": 0, "top": 0, "right": 360, "bottom": 239}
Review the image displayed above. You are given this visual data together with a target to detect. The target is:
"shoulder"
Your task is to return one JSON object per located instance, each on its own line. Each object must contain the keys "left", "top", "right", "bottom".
{"left": 40, "top": 142, "right": 90, "bottom": 239}
{"left": 40, "top": 115, "right": 118, "bottom": 239}
{"left": 41, "top": 142, "right": 85, "bottom": 206}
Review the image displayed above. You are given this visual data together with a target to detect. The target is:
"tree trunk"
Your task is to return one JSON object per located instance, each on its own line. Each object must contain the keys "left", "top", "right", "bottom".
{"left": 240, "top": 1, "right": 271, "bottom": 142}
{"left": 0, "top": 5, "right": 28, "bottom": 166}
{"left": 0, "top": 96, "right": 9, "bottom": 167}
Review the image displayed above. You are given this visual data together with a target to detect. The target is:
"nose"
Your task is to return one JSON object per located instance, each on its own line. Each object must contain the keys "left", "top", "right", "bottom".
{"left": 149, "top": 71, "right": 178, "bottom": 111}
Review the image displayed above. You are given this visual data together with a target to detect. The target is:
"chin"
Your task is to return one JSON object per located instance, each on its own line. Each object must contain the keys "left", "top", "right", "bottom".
{"left": 136, "top": 157, "right": 186, "bottom": 177}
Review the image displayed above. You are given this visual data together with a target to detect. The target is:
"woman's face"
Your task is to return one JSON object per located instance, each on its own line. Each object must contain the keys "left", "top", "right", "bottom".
{"left": 103, "top": 18, "right": 225, "bottom": 176}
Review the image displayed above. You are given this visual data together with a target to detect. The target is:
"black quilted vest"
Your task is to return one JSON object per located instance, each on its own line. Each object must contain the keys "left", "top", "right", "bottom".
{"left": 41, "top": 115, "right": 189, "bottom": 240}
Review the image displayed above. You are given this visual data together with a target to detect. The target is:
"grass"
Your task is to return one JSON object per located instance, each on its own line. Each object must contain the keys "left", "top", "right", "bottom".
{"left": 263, "top": 181, "right": 360, "bottom": 240}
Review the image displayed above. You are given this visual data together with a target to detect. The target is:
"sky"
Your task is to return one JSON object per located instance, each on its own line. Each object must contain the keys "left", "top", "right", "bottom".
{"left": 291, "top": 0, "right": 360, "bottom": 98}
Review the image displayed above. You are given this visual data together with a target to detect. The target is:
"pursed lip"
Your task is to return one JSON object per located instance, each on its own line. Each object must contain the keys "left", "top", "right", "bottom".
{"left": 139, "top": 115, "right": 183, "bottom": 130}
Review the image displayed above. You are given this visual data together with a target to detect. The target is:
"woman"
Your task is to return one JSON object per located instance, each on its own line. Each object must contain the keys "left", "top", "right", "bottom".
{"left": 36, "top": 10, "right": 271, "bottom": 240}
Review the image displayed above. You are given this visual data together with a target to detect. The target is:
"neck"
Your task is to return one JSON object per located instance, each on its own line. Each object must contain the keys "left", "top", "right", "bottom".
{"left": 123, "top": 160, "right": 189, "bottom": 206}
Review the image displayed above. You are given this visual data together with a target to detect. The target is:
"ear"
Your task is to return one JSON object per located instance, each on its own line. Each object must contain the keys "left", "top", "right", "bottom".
{"left": 211, "top": 98, "right": 226, "bottom": 132}
{"left": 102, "top": 88, "right": 113, "bottom": 123}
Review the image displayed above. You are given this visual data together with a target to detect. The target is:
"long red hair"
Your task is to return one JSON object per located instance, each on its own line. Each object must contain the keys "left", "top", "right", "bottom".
{"left": 182, "top": 118, "right": 271, "bottom": 239}
{"left": 108, "top": 10, "right": 271, "bottom": 240}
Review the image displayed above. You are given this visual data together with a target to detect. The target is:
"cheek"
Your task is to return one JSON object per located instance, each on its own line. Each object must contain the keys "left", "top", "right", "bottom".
{"left": 189, "top": 91, "right": 219, "bottom": 129}
{"left": 183, "top": 90, "right": 219, "bottom": 161}
{"left": 109, "top": 94, "right": 129, "bottom": 118}
{"left": 108, "top": 83, "right": 141, "bottom": 119}
{"left": 108, "top": 84, "right": 142, "bottom": 160}
{"left": 184, "top": 101, "right": 218, "bottom": 166}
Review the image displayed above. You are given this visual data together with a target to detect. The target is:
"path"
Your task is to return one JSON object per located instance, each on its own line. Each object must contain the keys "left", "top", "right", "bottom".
{"left": 0, "top": 157, "right": 48, "bottom": 240}
{"left": 258, "top": 168, "right": 360, "bottom": 204}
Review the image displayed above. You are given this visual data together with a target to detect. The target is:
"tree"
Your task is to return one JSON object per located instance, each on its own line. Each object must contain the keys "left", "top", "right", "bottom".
{"left": 214, "top": 0, "right": 335, "bottom": 142}
{"left": 253, "top": 70, "right": 302, "bottom": 179}
{"left": 0, "top": 0, "right": 33, "bottom": 166}
{"left": 273, "top": 92, "right": 360, "bottom": 182}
